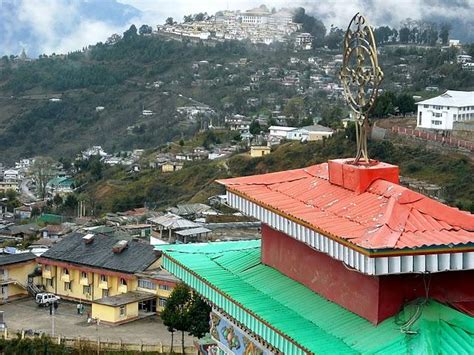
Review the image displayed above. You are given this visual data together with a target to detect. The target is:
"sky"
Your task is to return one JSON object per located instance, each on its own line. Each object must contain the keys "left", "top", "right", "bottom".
{"left": 1, "top": 0, "right": 473, "bottom": 57}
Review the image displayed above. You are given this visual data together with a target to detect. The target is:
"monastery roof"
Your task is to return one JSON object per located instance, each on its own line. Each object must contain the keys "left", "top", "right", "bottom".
{"left": 160, "top": 240, "right": 474, "bottom": 354}
{"left": 217, "top": 163, "right": 474, "bottom": 251}
{"left": 416, "top": 90, "right": 474, "bottom": 107}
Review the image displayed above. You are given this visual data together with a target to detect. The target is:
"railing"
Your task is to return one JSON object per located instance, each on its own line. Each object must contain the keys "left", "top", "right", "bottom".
{"left": 391, "top": 126, "right": 474, "bottom": 151}
{"left": 1, "top": 328, "right": 197, "bottom": 354}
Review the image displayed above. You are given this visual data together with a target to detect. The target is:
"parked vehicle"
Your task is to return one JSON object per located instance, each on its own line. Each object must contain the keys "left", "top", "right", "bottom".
{"left": 35, "top": 293, "right": 60, "bottom": 306}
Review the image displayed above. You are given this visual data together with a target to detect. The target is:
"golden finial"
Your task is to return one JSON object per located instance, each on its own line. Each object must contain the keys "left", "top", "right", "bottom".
{"left": 339, "top": 13, "right": 383, "bottom": 164}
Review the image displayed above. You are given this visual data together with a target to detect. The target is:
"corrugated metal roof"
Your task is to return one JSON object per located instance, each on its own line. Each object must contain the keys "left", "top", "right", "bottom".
{"left": 161, "top": 240, "right": 474, "bottom": 353}
{"left": 217, "top": 163, "right": 474, "bottom": 251}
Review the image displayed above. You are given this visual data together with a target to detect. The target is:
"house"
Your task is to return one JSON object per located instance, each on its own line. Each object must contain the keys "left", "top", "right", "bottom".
{"left": 147, "top": 214, "right": 200, "bottom": 242}
{"left": 160, "top": 162, "right": 183, "bottom": 173}
{"left": 0, "top": 181, "right": 19, "bottom": 193}
{"left": 1, "top": 223, "right": 40, "bottom": 240}
{"left": 416, "top": 90, "right": 474, "bottom": 130}
{"left": 40, "top": 224, "right": 71, "bottom": 240}
{"left": 250, "top": 146, "right": 271, "bottom": 157}
{"left": 174, "top": 227, "right": 211, "bottom": 243}
{"left": 37, "top": 233, "right": 162, "bottom": 325}
{"left": 268, "top": 125, "right": 297, "bottom": 138}
{"left": 46, "top": 177, "right": 75, "bottom": 196}
{"left": 167, "top": 203, "right": 215, "bottom": 219}
{"left": 14, "top": 205, "right": 33, "bottom": 220}
{"left": 0, "top": 252, "right": 38, "bottom": 303}
{"left": 295, "top": 32, "right": 313, "bottom": 50}
{"left": 158, "top": 157, "right": 474, "bottom": 353}
{"left": 120, "top": 224, "right": 152, "bottom": 238}
{"left": 286, "top": 124, "right": 334, "bottom": 141}
{"left": 134, "top": 268, "right": 178, "bottom": 312}
{"left": 3, "top": 169, "right": 19, "bottom": 182}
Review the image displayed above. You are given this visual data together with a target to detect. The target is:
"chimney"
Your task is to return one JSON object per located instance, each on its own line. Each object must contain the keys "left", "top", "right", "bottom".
{"left": 83, "top": 233, "right": 95, "bottom": 244}
{"left": 113, "top": 240, "right": 129, "bottom": 253}
{"left": 328, "top": 158, "right": 399, "bottom": 194}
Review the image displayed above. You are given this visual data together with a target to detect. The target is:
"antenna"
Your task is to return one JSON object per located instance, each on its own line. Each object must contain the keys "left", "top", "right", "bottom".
{"left": 339, "top": 13, "right": 383, "bottom": 164}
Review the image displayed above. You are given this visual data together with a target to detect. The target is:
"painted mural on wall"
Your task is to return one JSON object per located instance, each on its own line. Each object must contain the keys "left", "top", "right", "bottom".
{"left": 209, "top": 310, "right": 269, "bottom": 355}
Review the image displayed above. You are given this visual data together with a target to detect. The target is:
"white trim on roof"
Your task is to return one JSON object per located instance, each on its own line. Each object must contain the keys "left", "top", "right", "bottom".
{"left": 227, "top": 191, "right": 474, "bottom": 276}
{"left": 416, "top": 90, "right": 474, "bottom": 107}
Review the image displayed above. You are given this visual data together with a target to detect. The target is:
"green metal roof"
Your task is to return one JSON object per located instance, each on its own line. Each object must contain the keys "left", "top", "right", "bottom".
{"left": 159, "top": 240, "right": 474, "bottom": 354}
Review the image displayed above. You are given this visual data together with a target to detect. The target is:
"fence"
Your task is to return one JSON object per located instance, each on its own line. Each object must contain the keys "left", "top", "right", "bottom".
{"left": 2, "top": 328, "right": 196, "bottom": 354}
{"left": 391, "top": 126, "right": 474, "bottom": 151}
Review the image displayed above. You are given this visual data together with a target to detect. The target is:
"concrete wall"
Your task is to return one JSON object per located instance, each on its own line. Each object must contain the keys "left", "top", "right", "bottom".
{"left": 2, "top": 261, "right": 37, "bottom": 302}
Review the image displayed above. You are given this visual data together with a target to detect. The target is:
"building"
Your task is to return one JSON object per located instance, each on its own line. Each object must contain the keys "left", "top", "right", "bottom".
{"left": 250, "top": 146, "right": 271, "bottom": 157}
{"left": 159, "top": 158, "right": 474, "bottom": 353}
{"left": 37, "top": 233, "right": 165, "bottom": 324}
{"left": 295, "top": 32, "right": 313, "bottom": 50}
{"left": 286, "top": 124, "right": 334, "bottom": 141}
{"left": 3, "top": 169, "right": 19, "bottom": 182}
{"left": 46, "top": 177, "right": 75, "bottom": 196}
{"left": 0, "top": 253, "right": 37, "bottom": 304}
{"left": 416, "top": 90, "right": 474, "bottom": 130}
{"left": 0, "top": 181, "right": 19, "bottom": 193}
{"left": 268, "top": 125, "right": 297, "bottom": 138}
{"left": 160, "top": 161, "right": 184, "bottom": 173}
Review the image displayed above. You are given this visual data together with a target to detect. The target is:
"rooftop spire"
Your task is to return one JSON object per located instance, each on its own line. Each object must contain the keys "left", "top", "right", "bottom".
{"left": 340, "top": 13, "right": 383, "bottom": 164}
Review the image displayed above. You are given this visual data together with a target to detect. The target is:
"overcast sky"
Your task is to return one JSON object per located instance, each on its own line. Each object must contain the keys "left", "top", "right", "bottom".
{"left": 3, "top": 0, "right": 473, "bottom": 56}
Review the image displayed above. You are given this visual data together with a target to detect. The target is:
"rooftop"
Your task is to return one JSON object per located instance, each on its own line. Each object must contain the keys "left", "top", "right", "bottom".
{"left": 94, "top": 291, "right": 156, "bottom": 306}
{"left": 161, "top": 240, "right": 474, "bottom": 354}
{"left": 0, "top": 252, "right": 36, "bottom": 266}
{"left": 217, "top": 163, "right": 474, "bottom": 252}
{"left": 417, "top": 90, "right": 474, "bottom": 107}
{"left": 40, "top": 233, "right": 158, "bottom": 274}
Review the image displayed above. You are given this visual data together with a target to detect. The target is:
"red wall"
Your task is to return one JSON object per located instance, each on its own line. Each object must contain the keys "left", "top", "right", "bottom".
{"left": 261, "top": 224, "right": 474, "bottom": 324}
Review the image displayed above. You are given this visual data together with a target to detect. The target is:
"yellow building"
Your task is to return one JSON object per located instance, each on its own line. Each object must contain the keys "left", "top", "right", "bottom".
{"left": 37, "top": 233, "right": 170, "bottom": 325}
{"left": 0, "top": 253, "right": 38, "bottom": 303}
{"left": 250, "top": 146, "right": 271, "bottom": 157}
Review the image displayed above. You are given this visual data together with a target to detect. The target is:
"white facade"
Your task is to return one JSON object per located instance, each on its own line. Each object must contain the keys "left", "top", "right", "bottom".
{"left": 416, "top": 90, "right": 474, "bottom": 130}
{"left": 268, "top": 126, "right": 296, "bottom": 138}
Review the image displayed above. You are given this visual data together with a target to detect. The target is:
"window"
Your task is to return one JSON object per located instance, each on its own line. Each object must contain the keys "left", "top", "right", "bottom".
{"left": 48, "top": 278, "right": 54, "bottom": 287}
{"left": 138, "top": 279, "right": 156, "bottom": 290}
{"left": 100, "top": 274, "right": 107, "bottom": 282}
{"left": 119, "top": 305, "right": 126, "bottom": 317}
{"left": 1, "top": 285, "right": 7, "bottom": 295}
{"left": 159, "top": 297, "right": 167, "bottom": 307}
{"left": 81, "top": 272, "right": 87, "bottom": 279}
{"left": 431, "top": 120, "right": 442, "bottom": 125}
{"left": 418, "top": 111, "right": 422, "bottom": 125}
{"left": 83, "top": 285, "right": 91, "bottom": 295}
{"left": 44, "top": 265, "right": 50, "bottom": 272}
{"left": 120, "top": 278, "right": 127, "bottom": 286}
{"left": 64, "top": 282, "right": 72, "bottom": 291}
{"left": 423, "top": 105, "right": 428, "bottom": 108}
{"left": 454, "top": 114, "right": 457, "bottom": 120}
{"left": 63, "top": 268, "right": 69, "bottom": 275}
{"left": 159, "top": 284, "right": 170, "bottom": 291}
{"left": 102, "top": 289, "right": 109, "bottom": 298}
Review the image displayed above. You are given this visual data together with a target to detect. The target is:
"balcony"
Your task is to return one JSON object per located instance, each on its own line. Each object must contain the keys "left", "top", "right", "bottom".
{"left": 118, "top": 284, "right": 128, "bottom": 294}
{"left": 42, "top": 270, "right": 52, "bottom": 279}
{"left": 80, "top": 277, "right": 90, "bottom": 286}
{"left": 61, "top": 274, "right": 70, "bottom": 282}
{"left": 98, "top": 281, "right": 108, "bottom": 290}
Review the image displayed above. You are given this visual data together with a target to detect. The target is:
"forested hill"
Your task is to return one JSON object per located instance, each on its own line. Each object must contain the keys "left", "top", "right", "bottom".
{"left": 0, "top": 25, "right": 473, "bottom": 164}
{"left": 0, "top": 31, "right": 255, "bottom": 163}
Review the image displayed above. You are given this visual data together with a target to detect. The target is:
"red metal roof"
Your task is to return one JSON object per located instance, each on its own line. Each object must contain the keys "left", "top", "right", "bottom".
{"left": 217, "top": 163, "right": 474, "bottom": 250}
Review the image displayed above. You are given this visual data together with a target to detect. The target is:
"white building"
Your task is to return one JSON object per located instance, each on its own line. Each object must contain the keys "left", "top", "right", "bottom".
{"left": 287, "top": 125, "right": 334, "bottom": 141}
{"left": 416, "top": 90, "right": 474, "bottom": 130}
{"left": 268, "top": 126, "right": 297, "bottom": 138}
{"left": 4, "top": 169, "right": 20, "bottom": 182}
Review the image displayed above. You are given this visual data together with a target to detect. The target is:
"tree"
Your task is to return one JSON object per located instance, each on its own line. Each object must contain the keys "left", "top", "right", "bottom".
{"left": 396, "top": 93, "right": 416, "bottom": 116}
{"left": 53, "top": 194, "right": 63, "bottom": 207}
{"left": 439, "top": 23, "right": 451, "bottom": 45}
{"left": 161, "top": 283, "right": 192, "bottom": 354}
{"left": 399, "top": 27, "right": 410, "bottom": 43}
{"left": 63, "top": 194, "right": 78, "bottom": 215}
{"left": 31, "top": 156, "right": 57, "bottom": 200}
{"left": 165, "top": 17, "right": 174, "bottom": 25}
{"left": 187, "top": 294, "right": 211, "bottom": 338}
{"left": 325, "top": 26, "right": 344, "bottom": 50}
{"left": 283, "top": 97, "right": 305, "bottom": 121}
{"left": 139, "top": 24, "right": 152, "bottom": 35}
{"left": 183, "top": 15, "right": 193, "bottom": 23}
{"left": 123, "top": 25, "right": 138, "bottom": 41}
{"left": 293, "top": 7, "right": 326, "bottom": 46}
{"left": 249, "top": 120, "right": 261, "bottom": 135}
{"left": 106, "top": 33, "right": 122, "bottom": 45}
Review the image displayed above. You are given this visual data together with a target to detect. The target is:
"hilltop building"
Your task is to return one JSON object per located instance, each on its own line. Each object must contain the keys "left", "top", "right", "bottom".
{"left": 159, "top": 158, "right": 474, "bottom": 353}
{"left": 416, "top": 90, "right": 474, "bottom": 130}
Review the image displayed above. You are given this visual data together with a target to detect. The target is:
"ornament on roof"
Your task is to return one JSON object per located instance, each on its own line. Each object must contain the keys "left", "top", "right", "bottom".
{"left": 340, "top": 13, "right": 383, "bottom": 164}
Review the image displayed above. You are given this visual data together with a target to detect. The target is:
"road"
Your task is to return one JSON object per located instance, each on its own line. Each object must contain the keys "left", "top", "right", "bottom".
{"left": 20, "top": 179, "right": 37, "bottom": 203}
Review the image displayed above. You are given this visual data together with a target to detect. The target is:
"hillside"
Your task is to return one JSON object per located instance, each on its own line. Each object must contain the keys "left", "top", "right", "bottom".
{"left": 1, "top": 27, "right": 473, "bottom": 165}
{"left": 81, "top": 129, "right": 474, "bottom": 214}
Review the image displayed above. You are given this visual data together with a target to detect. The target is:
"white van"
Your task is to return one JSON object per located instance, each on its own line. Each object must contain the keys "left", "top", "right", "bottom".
{"left": 35, "top": 293, "right": 60, "bottom": 306}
